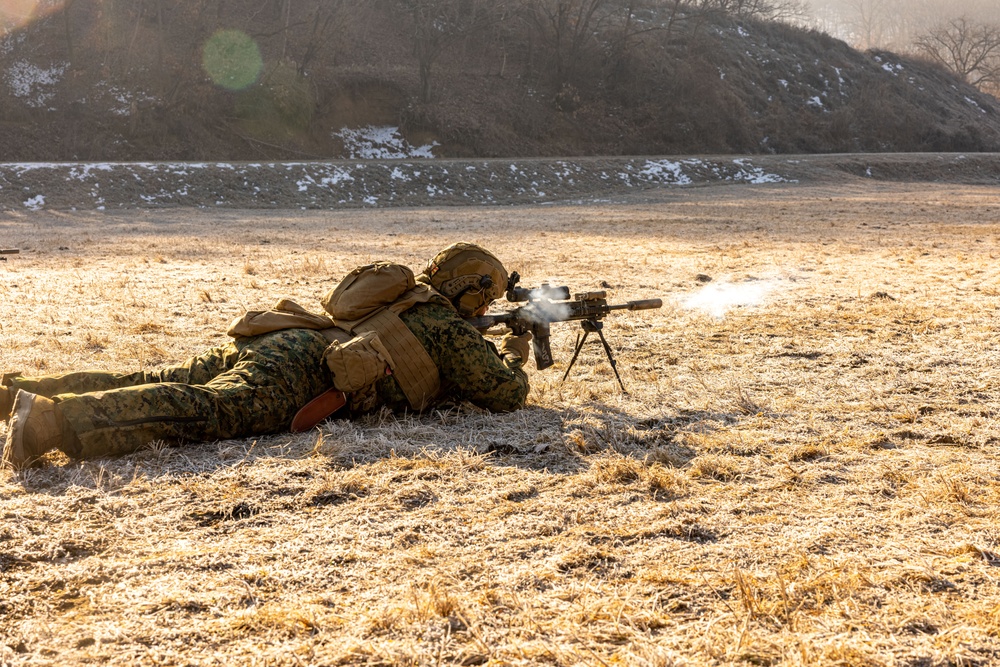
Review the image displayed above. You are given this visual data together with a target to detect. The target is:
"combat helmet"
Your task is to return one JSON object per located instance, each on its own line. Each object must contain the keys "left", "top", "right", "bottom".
{"left": 419, "top": 242, "right": 508, "bottom": 318}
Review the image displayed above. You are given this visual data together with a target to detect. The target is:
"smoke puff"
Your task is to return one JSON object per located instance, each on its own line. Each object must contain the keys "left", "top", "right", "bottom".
{"left": 683, "top": 281, "right": 775, "bottom": 318}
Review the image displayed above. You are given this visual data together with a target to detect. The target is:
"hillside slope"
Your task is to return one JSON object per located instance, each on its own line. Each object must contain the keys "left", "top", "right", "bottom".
{"left": 1, "top": 2, "right": 999, "bottom": 160}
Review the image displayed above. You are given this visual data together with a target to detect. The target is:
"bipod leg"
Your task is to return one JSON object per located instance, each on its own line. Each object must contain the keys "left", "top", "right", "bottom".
{"left": 594, "top": 324, "right": 627, "bottom": 393}
{"left": 561, "top": 329, "right": 590, "bottom": 382}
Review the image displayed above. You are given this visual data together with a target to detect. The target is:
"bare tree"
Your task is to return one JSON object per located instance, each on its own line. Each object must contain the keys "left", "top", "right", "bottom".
{"left": 806, "top": 0, "right": 1000, "bottom": 50}
{"left": 246, "top": 0, "right": 354, "bottom": 75}
{"left": 842, "top": 0, "right": 896, "bottom": 49}
{"left": 397, "top": 0, "right": 508, "bottom": 102}
{"left": 518, "top": 0, "right": 617, "bottom": 86}
{"left": 610, "top": 0, "right": 675, "bottom": 62}
{"left": 914, "top": 16, "right": 1000, "bottom": 91}
{"left": 696, "top": 0, "right": 810, "bottom": 22}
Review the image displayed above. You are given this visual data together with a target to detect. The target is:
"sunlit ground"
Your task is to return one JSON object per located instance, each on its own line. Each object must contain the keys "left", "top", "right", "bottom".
{"left": 1, "top": 182, "right": 1000, "bottom": 666}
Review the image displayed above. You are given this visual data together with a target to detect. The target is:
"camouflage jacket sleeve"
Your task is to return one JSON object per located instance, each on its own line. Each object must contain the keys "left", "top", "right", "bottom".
{"left": 392, "top": 302, "right": 530, "bottom": 412}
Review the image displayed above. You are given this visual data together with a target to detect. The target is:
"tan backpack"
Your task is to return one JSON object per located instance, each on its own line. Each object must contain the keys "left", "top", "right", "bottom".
{"left": 321, "top": 261, "right": 415, "bottom": 323}
{"left": 230, "top": 261, "right": 453, "bottom": 413}
{"left": 320, "top": 261, "right": 453, "bottom": 411}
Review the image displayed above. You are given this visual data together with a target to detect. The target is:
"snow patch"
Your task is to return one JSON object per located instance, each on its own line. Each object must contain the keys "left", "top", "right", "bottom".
{"left": 67, "top": 164, "right": 115, "bottom": 181}
{"left": 876, "top": 58, "right": 904, "bottom": 76}
{"left": 0, "top": 33, "right": 26, "bottom": 56}
{"left": 965, "top": 96, "right": 987, "bottom": 114}
{"left": 296, "top": 167, "right": 355, "bottom": 192}
{"left": 95, "top": 83, "right": 158, "bottom": 116}
{"left": 23, "top": 195, "right": 45, "bottom": 210}
{"left": 638, "top": 160, "right": 693, "bottom": 185}
{"left": 6, "top": 60, "right": 67, "bottom": 107}
{"left": 730, "top": 159, "right": 790, "bottom": 184}
{"left": 333, "top": 126, "right": 438, "bottom": 159}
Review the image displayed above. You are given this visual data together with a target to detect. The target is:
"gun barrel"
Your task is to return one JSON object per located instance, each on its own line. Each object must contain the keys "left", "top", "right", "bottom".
{"left": 468, "top": 297, "right": 662, "bottom": 332}
{"left": 602, "top": 298, "right": 663, "bottom": 314}
{"left": 627, "top": 298, "right": 662, "bottom": 310}
{"left": 0, "top": 249, "right": 19, "bottom": 255}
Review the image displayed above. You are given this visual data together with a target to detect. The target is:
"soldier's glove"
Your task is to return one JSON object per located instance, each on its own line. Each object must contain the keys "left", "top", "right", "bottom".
{"left": 499, "top": 331, "right": 532, "bottom": 367}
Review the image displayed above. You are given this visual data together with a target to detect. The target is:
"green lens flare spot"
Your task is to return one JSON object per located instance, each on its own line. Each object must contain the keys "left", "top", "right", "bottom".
{"left": 202, "top": 30, "right": 263, "bottom": 91}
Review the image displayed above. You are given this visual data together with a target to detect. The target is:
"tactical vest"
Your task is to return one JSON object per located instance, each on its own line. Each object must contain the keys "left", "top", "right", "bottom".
{"left": 227, "top": 263, "right": 454, "bottom": 412}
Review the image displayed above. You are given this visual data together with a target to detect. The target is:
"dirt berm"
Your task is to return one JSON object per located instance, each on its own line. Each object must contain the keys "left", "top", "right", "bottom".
{"left": 1, "top": 153, "right": 998, "bottom": 211}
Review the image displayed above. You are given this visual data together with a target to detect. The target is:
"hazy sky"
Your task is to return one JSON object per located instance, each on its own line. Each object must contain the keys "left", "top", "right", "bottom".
{"left": 802, "top": 0, "right": 1000, "bottom": 49}
{"left": 807, "top": 0, "right": 1000, "bottom": 18}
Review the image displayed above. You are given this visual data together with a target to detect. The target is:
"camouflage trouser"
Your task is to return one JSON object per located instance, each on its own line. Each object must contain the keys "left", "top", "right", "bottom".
{"left": 3, "top": 329, "right": 332, "bottom": 459}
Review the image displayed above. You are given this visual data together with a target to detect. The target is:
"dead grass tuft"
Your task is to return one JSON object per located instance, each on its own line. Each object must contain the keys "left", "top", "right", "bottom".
{"left": 299, "top": 255, "right": 328, "bottom": 276}
{"left": 307, "top": 474, "right": 371, "bottom": 506}
{"left": 229, "top": 603, "right": 324, "bottom": 638}
{"left": 645, "top": 464, "right": 690, "bottom": 500}
{"left": 689, "top": 454, "right": 744, "bottom": 481}
{"left": 589, "top": 455, "right": 644, "bottom": 486}
{"left": 132, "top": 322, "right": 166, "bottom": 335}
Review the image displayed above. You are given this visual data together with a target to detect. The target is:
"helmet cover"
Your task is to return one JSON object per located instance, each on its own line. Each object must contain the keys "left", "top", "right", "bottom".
{"left": 420, "top": 242, "right": 508, "bottom": 317}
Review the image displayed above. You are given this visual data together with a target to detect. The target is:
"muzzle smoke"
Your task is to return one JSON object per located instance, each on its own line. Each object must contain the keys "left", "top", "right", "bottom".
{"left": 682, "top": 279, "right": 775, "bottom": 318}
{"left": 526, "top": 299, "right": 572, "bottom": 322}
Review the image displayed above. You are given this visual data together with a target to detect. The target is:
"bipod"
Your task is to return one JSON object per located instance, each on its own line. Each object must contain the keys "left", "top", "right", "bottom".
{"left": 562, "top": 319, "right": 627, "bottom": 392}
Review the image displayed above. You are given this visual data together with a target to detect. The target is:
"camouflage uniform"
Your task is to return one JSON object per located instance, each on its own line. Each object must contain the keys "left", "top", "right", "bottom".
{"left": 3, "top": 303, "right": 528, "bottom": 459}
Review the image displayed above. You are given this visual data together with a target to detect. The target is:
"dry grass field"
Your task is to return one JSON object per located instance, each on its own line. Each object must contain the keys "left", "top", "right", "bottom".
{"left": 2, "top": 180, "right": 1000, "bottom": 666}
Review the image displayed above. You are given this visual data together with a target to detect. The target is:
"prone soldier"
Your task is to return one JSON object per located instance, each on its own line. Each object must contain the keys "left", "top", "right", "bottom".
{"left": 2, "top": 243, "right": 533, "bottom": 469}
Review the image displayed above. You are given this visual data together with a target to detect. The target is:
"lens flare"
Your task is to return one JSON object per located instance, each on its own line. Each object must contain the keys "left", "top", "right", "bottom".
{"left": 0, "top": 0, "right": 64, "bottom": 36}
{"left": 202, "top": 29, "right": 263, "bottom": 91}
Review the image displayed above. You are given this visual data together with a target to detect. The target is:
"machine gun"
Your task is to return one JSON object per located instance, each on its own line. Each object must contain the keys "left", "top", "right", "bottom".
{"left": 465, "top": 272, "right": 662, "bottom": 391}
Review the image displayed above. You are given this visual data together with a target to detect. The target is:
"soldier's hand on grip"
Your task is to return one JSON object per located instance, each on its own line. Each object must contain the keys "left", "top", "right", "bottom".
{"left": 499, "top": 331, "right": 533, "bottom": 367}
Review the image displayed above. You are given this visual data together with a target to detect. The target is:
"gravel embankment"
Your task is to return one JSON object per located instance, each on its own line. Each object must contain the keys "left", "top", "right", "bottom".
{"left": 1, "top": 153, "right": 999, "bottom": 210}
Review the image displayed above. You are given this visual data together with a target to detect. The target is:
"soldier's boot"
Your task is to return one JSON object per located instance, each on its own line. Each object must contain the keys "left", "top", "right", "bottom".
{"left": 3, "top": 391, "right": 72, "bottom": 470}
